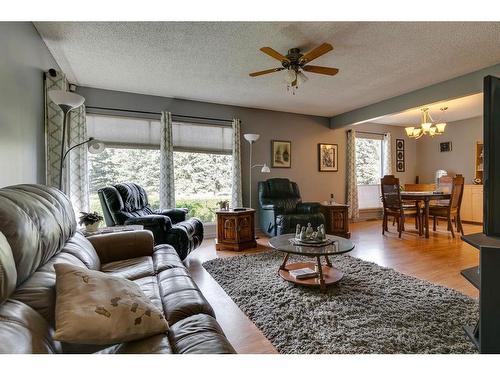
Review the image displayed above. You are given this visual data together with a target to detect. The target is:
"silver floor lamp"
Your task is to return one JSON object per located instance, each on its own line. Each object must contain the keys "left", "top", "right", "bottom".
{"left": 243, "top": 133, "right": 270, "bottom": 208}
{"left": 48, "top": 90, "right": 105, "bottom": 192}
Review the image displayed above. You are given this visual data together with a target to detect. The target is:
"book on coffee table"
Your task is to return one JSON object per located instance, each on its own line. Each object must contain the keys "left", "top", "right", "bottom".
{"left": 288, "top": 268, "right": 318, "bottom": 279}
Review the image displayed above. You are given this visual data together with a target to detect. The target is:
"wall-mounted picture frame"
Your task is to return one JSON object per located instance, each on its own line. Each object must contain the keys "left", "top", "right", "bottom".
{"left": 396, "top": 139, "right": 404, "bottom": 151}
{"left": 396, "top": 138, "right": 405, "bottom": 172}
{"left": 440, "top": 141, "right": 452, "bottom": 152}
{"left": 318, "top": 143, "right": 338, "bottom": 172}
{"left": 271, "top": 140, "right": 291, "bottom": 168}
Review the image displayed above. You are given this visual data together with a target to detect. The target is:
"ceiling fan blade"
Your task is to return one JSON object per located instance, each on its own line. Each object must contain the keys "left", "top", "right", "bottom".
{"left": 302, "top": 65, "right": 339, "bottom": 76}
{"left": 300, "top": 43, "right": 333, "bottom": 64}
{"left": 249, "top": 67, "right": 284, "bottom": 77}
{"left": 260, "top": 47, "right": 289, "bottom": 62}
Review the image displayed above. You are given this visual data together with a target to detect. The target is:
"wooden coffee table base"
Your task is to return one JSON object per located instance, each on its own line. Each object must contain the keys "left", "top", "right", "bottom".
{"left": 278, "top": 260, "right": 344, "bottom": 290}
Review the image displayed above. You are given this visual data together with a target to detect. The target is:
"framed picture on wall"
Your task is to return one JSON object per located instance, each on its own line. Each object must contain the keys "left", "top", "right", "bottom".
{"left": 440, "top": 141, "right": 452, "bottom": 152}
{"left": 318, "top": 143, "right": 338, "bottom": 172}
{"left": 396, "top": 138, "right": 405, "bottom": 172}
{"left": 271, "top": 140, "right": 291, "bottom": 168}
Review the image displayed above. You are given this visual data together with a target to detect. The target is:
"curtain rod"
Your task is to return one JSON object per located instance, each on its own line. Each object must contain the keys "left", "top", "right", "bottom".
{"left": 85, "top": 106, "right": 234, "bottom": 123}
{"left": 347, "top": 129, "right": 386, "bottom": 136}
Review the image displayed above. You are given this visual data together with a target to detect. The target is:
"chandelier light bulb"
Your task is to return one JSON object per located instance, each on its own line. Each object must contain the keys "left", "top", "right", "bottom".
{"left": 436, "top": 122, "right": 447, "bottom": 133}
{"left": 405, "top": 127, "right": 415, "bottom": 137}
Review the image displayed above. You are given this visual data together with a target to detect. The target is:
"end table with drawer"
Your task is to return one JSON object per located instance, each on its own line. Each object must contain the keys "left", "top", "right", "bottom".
{"left": 216, "top": 208, "right": 257, "bottom": 251}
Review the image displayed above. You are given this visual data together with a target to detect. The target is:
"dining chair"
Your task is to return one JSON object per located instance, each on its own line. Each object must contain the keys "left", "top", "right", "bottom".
{"left": 381, "top": 175, "right": 422, "bottom": 238}
{"left": 404, "top": 183, "right": 436, "bottom": 192}
{"left": 428, "top": 174, "right": 465, "bottom": 238}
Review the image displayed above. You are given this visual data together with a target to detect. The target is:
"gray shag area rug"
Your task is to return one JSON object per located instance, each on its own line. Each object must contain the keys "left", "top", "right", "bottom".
{"left": 203, "top": 252, "right": 478, "bottom": 354}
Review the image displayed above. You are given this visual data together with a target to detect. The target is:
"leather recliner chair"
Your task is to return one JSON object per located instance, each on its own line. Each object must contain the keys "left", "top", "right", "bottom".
{"left": 0, "top": 184, "right": 235, "bottom": 354}
{"left": 258, "top": 178, "right": 325, "bottom": 237}
{"left": 98, "top": 182, "right": 203, "bottom": 260}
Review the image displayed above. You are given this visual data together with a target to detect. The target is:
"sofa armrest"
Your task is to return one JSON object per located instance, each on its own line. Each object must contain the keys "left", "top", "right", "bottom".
{"left": 87, "top": 230, "right": 154, "bottom": 264}
{"left": 296, "top": 202, "right": 322, "bottom": 214}
{"left": 154, "top": 208, "right": 188, "bottom": 224}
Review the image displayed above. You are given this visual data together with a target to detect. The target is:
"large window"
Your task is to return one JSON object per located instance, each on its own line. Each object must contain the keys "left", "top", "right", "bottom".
{"left": 87, "top": 114, "right": 232, "bottom": 223}
{"left": 355, "top": 136, "right": 384, "bottom": 209}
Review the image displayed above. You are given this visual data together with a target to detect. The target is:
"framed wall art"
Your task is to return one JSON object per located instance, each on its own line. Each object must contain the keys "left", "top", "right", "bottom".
{"left": 271, "top": 140, "right": 291, "bottom": 168}
{"left": 396, "top": 138, "right": 405, "bottom": 172}
{"left": 440, "top": 141, "right": 452, "bottom": 152}
{"left": 318, "top": 143, "right": 338, "bottom": 172}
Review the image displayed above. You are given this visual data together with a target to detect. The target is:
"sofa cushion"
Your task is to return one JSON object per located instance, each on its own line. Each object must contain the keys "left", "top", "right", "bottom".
{"left": 0, "top": 184, "right": 77, "bottom": 286}
{"left": 53, "top": 264, "right": 168, "bottom": 345}
{"left": 12, "top": 233, "right": 101, "bottom": 325}
{"left": 0, "top": 299, "right": 61, "bottom": 354}
{"left": 157, "top": 267, "right": 215, "bottom": 325}
{"left": 169, "top": 314, "right": 236, "bottom": 354}
{"left": 96, "top": 334, "right": 173, "bottom": 354}
{"left": 0, "top": 232, "right": 16, "bottom": 304}
{"left": 102, "top": 256, "right": 155, "bottom": 280}
{"left": 152, "top": 244, "right": 187, "bottom": 272}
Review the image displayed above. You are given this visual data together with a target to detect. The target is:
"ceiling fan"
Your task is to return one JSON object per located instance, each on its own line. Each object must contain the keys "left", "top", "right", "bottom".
{"left": 249, "top": 42, "right": 339, "bottom": 93}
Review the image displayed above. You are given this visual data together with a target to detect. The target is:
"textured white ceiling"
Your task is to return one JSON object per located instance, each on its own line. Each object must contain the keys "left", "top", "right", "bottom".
{"left": 34, "top": 22, "right": 500, "bottom": 117}
{"left": 371, "top": 93, "right": 483, "bottom": 126}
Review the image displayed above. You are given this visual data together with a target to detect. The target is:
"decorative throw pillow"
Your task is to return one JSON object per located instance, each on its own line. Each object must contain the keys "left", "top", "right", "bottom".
{"left": 53, "top": 263, "right": 168, "bottom": 345}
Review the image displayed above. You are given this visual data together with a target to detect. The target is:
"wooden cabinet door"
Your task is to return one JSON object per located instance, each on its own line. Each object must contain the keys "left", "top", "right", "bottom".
{"left": 236, "top": 215, "right": 252, "bottom": 242}
{"left": 220, "top": 216, "right": 238, "bottom": 243}
{"left": 471, "top": 187, "right": 484, "bottom": 223}
{"left": 331, "top": 210, "right": 346, "bottom": 233}
{"left": 461, "top": 185, "right": 473, "bottom": 222}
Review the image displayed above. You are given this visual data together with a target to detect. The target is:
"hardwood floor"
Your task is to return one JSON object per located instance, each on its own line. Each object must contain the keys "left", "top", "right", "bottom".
{"left": 184, "top": 219, "right": 482, "bottom": 354}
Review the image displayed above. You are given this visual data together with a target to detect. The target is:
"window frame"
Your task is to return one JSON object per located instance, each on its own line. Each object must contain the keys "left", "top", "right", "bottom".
{"left": 355, "top": 134, "right": 385, "bottom": 210}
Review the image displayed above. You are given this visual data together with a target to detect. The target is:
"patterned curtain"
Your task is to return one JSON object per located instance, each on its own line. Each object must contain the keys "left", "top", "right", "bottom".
{"left": 45, "top": 70, "right": 89, "bottom": 214}
{"left": 68, "top": 106, "right": 90, "bottom": 213}
{"left": 45, "top": 71, "right": 66, "bottom": 189}
{"left": 383, "top": 132, "right": 393, "bottom": 176}
{"left": 159, "top": 111, "right": 176, "bottom": 210}
{"left": 346, "top": 130, "right": 359, "bottom": 220}
{"left": 231, "top": 118, "right": 243, "bottom": 208}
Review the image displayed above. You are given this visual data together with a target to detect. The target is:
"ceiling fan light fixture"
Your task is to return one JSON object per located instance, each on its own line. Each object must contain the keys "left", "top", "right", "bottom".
{"left": 284, "top": 69, "right": 296, "bottom": 84}
{"left": 296, "top": 71, "right": 308, "bottom": 85}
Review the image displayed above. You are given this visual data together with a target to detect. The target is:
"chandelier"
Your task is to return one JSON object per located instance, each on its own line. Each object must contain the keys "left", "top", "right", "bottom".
{"left": 405, "top": 107, "right": 448, "bottom": 139}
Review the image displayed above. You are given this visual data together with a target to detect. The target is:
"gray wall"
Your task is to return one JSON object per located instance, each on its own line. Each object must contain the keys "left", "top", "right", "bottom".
{"left": 350, "top": 122, "right": 418, "bottom": 186}
{"left": 76, "top": 86, "right": 414, "bottom": 210}
{"left": 0, "top": 22, "right": 59, "bottom": 187}
{"left": 330, "top": 63, "right": 500, "bottom": 128}
{"left": 76, "top": 86, "right": 332, "bottom": 209}
{"left": 415, "top": 116, "right": 483, "bottom": 184}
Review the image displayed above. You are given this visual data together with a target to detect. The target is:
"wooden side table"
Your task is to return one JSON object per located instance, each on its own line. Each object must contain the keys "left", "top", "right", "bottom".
{"left": 216, "top": 209, "right": 257, "bottom": 251}
{"left": 320, "top": 203, "right": 351, "bottom": 238}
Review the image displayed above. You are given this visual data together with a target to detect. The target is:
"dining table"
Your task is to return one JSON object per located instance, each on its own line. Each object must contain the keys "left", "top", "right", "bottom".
{"left": 400, "top": 191, "right": 451, "bottom": 238}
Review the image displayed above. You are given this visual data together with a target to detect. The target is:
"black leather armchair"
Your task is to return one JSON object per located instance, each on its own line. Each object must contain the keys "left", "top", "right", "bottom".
{"left": 258, "top": 178, "right": 325, "bottom": 237}
{"left": 98, "top": 182, "right": 203, "bottom": 260}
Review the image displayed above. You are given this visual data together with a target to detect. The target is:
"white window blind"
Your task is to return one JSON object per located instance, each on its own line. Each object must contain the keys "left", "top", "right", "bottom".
{"left": 86, "top": 113, "right": 233, "bottom": 154}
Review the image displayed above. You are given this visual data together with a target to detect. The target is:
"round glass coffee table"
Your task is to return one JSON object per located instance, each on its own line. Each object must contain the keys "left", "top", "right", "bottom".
{"left": 268, "top": 234, "right": 355, "bottom": 290}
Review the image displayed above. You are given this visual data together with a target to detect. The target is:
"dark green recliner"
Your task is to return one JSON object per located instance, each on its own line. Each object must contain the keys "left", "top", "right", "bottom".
{"left": 258, "top": 178, "right": 325, "bottom": 237}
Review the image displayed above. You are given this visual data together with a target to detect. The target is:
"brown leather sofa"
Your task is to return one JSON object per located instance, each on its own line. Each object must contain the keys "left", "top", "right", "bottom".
{"left": 0, "top": 184, "right": 235, "bottom": 354}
